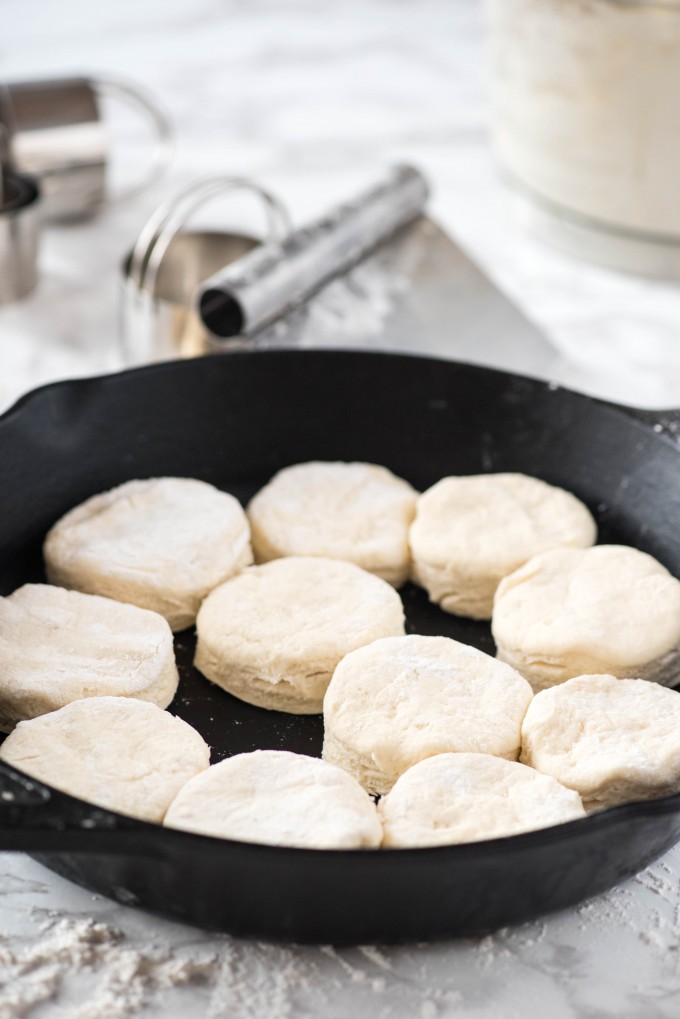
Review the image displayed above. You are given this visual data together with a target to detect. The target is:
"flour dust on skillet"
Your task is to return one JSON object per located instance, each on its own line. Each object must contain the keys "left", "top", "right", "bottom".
{"left": 4, "top": 351, "right": 680, "bottom": 942}
{"left": 171, "top": 581, "right": 495, "bottom": 764}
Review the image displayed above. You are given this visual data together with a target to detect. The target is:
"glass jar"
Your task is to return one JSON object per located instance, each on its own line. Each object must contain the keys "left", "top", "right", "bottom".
{"left": 486, "top": 0, "right": 680, "bottom": 276}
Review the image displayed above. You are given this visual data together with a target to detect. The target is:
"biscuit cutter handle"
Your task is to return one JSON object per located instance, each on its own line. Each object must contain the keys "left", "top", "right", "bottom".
{"left": 0, "top": 762, "right": 159, "bottom": 854}
{"left": 93, "top": 76, "right": 174, "bottom": 206}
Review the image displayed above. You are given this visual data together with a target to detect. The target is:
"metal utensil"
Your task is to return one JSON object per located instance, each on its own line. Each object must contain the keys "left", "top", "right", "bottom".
{"left": 198, "top": 164, "right": 428, "bottom": 339}
{"left": 196, "top": 165, "right": 559, "bottom": 379}
{"left": 0, "top": 75, "right": 172, "bottom": 221}
{"left": 121, "top": 176, "right": 291, "bottom": 364}
{"left": 0, "top": 123, "right": 40, "bottom": 305}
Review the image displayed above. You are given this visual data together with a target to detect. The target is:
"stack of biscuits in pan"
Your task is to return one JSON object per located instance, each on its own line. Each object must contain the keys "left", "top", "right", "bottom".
{"left": 2, "top": 461, "right": 680, "bottom": 851}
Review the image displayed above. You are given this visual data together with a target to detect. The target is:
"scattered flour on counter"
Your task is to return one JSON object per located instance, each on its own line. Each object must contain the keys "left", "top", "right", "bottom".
{"left": 320, "top": 945, "right": 368, "bottom": 983}
{"left": 319, "top": 945, "right": 387, "bottom": 991}
{"left": 629, "top": 860, "right": 680, "bottom": 969}
{"left": 2, "top": 853, "right": 680, "bottom": 1018}
{"left": 206, "top": 941, "right": 315, "bottom": 1019}
{"left": 575, "top": 854, "right": 680, "bottom": 975}
{"left": 0, "top": 912, "right": 361, "bottom": 1019}
{"left": 358, "top": 945, "right": 393, "bottom": 971}
{"left": 0, "top": 916, "right": 217, "bottom": 1019}
{"left": 577, "top": 890, "right": 632, "bottom": 931}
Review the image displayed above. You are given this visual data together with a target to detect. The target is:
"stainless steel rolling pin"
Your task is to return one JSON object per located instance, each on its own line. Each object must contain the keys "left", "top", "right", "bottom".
{"left": 196, "top": 164, "right": 429, "bottom": 340}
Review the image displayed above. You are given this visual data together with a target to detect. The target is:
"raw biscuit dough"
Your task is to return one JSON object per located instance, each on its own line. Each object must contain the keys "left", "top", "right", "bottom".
{"left": 492, "top": 544, "right": 680, "bottom": 691}
{"left": 194, "top": 556, "right": 405, "bottom": 713}
{"left": 44, "top": 477, "right": 253, "bottom": 631}
{"left": 247, "top": 461, "right": 417, "bottom": 587}
{"left": 164, "top": 749, "right": 382, "bottom": 849}
{"left": 0, "top": 697, "right": 210, "bottom": 822}
{"left": 322, "top": 634, "right": 533, "bottom": 795}
{"left": 0, "top": 584, "right": 179, "bottom": 732}
{"left": 379, "top": 752, "right": 585, "bottom": 846}
{"left": 409, "top": 473, "right": 596, "bottom": 619}
{"left": 521, "top": 674, "right": 680, "bottom": 810}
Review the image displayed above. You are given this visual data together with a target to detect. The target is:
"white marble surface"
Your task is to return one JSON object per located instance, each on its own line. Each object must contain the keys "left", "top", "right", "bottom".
{"left": 3, "top": 0, "right": 680, "bottom": 1016}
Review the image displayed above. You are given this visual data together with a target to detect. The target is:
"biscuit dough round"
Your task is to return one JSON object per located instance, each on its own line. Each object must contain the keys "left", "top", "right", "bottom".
{"left": 0, "top": 584, "right": 179, "bottom": 732}
{"left": 44, "top": 477, "right": 253, "bottom": 631}
{"left": 379, "top": 752, "right": 585, "bottom": 846}
{"left": 195, "top": 556, "right": 405, "bottom": 713}
{"left": 521, "top": 674, "right": 680, "bottom": 810}
{"left": 409, "top": 473, "right": 596, "bottom": 619}
{"left": 322, "top": 634, "right": 533, "bottom": 795}
{"left": 0, "top": 697, "right": 210, "bottom": 822}
{"left": 247, "top": 461, "right": 417, "bottom": 587}
{"left": 492, "top": 545, "right": 680, "bottom": 691}
{"left": 164, "top": 750, "right": 382, "bottom": 849}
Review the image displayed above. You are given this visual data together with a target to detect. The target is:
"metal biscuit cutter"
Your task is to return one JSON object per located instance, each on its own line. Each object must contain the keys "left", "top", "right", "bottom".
{"left": 121, "top": 176, "right": 291, "bottom": 364}
{"left": 0, "top": 124, "right": 40, "bottom": 305}
{"left": 0, "top": 75, "right": 172, "bottom": 221}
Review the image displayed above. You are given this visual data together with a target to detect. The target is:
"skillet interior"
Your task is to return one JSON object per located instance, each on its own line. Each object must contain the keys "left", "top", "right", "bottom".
{"left": 1, "top": 348, "right": 680, "bottom": 942}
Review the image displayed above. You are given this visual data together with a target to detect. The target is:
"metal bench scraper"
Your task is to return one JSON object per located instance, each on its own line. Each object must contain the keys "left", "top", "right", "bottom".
{"left": 195, "top": 165, "right": 558, "bottom": 379}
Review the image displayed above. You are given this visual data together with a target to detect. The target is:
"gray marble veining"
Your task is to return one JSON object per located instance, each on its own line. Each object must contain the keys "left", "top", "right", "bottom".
{"left": 1, "top": 0, "right": 680, "bottom": 1015}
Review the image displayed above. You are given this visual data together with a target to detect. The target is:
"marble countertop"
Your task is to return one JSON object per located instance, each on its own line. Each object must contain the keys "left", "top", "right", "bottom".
{"left": 2, "top": 0, "right": 680, "bottom": 1016}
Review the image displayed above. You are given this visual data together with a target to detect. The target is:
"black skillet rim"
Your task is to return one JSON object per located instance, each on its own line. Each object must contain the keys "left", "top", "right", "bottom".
{"left": 2, "top": 347, "right": 680, "bottom": 862}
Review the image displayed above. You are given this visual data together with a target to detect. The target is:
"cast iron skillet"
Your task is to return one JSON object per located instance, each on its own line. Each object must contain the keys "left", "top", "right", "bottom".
{"left": 1, "top": 349, "right": 680, "bottom": 944}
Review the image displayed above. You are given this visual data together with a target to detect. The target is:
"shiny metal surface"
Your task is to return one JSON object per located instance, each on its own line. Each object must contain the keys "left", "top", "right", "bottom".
{"left": 0, "top": 76, "right": 172, "bottom": 221}
{"left": 0, "top": 78, "right": 106, "bottom": 221}
{"left": 122, "top": 231, "right": 260, "bottom": 362}
{"left": 197, "top": 164, "right": 429, "bottom": 339}
{"left": 0, "top": 168, "right": 40, "bottom": 305}
{"left": 93, "top": 77, "right": 173, "bottom": 206}
{"left": 252, "top": 214, "right": 559, "bottom": 380}
{"left": 194, "top": 164, "right": 556, "bottom": 378}
{"left": 121, "top": 175, "right": 291, "bottom": 364}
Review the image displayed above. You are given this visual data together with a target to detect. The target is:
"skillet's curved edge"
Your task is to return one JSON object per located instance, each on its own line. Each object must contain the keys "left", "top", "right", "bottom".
{"left": 0, "top": 346, "right": 675, "bottom": 431}
{"left": 2, "top": 348, "right": 678, "bottom": 575}
{"left": 3, "top": 348, "right": 680, "bottom": 940}
{"left": 6, "top": 746, "right": 680, "bottom": 942}
{"left": 27, "top": 785, "right": 680, "bottom": 942}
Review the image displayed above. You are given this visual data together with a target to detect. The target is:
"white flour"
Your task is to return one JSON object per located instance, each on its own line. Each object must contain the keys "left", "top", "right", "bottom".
{"left": 0, "top": 912, "right": 360, "bottom": 1019}
{"left": 2, "top": 850, "right": 680, "bottom": 1017}
{"left": 257, "top": 247, "right": 410, "bottom": 350}
{"left": 0, "top": 916, "right": 217, "bottom": 1019}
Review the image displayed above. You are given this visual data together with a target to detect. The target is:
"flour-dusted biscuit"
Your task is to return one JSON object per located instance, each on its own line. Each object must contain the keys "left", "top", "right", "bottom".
{"left": 409, "top": 473, "right": 596, "bottom": 619}
{"left": 0, "top": 697, "right": 210, "bottom": 822}
{"left": 247, "top": 461, "right": 417, "bottom": 587}
{"left": 195, "top": 556, "right": 405, "bottom": 714}
{"left": 44, "top": 477, "right": 253, "bottom": 631}
{"left": 521, "top": 674, "right": 680, "bottom": 811}
{"left": 322, "top": 634, "right": 533, "bottom": 795}
{"left": 492, "top": 545, "right": 680, "bottom": 691}
{"left": 379, "top": 752, "right": 585, "bottom": 846}
{"left": 0, "top": 584, "right": 179, "bottom": 732}
{"left": 164, "top": 750, "right": 382, "bottom": 849}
